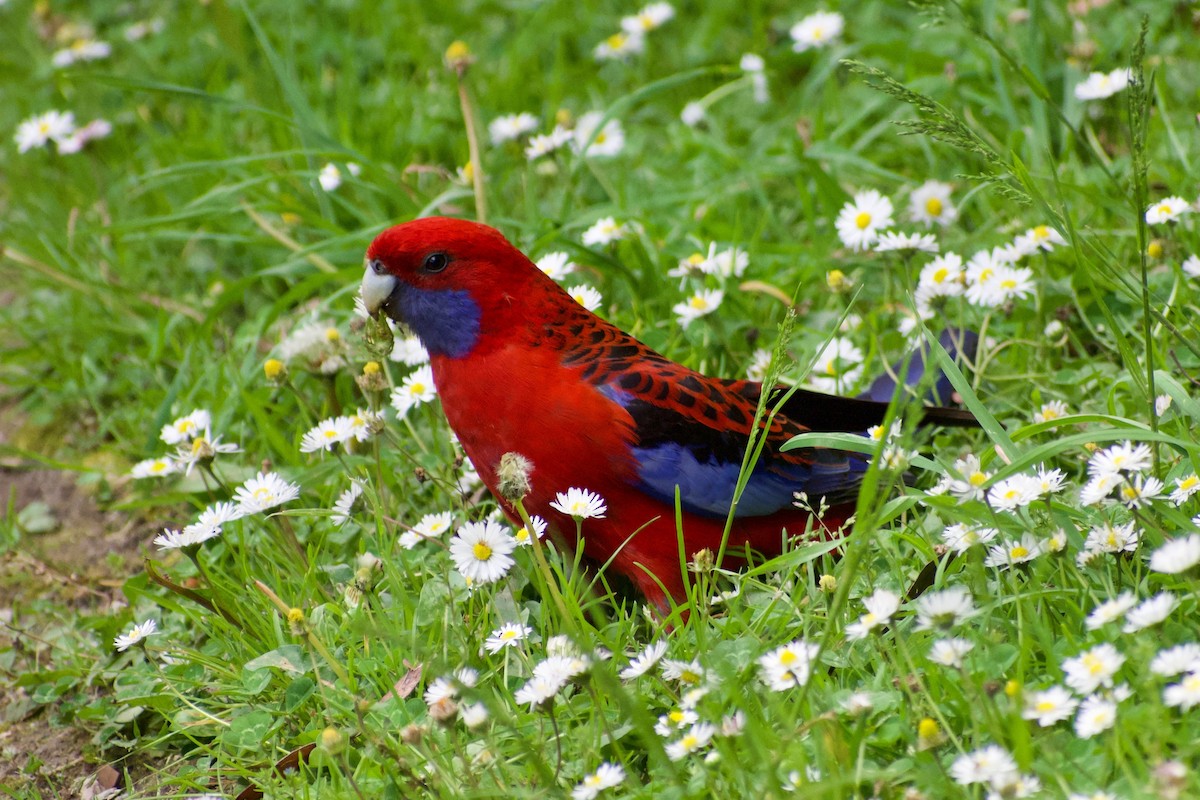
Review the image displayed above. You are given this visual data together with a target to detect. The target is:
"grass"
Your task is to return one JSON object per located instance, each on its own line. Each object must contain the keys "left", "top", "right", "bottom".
{"left": 3, "top": 0, "right": 1200, "bottom": 798}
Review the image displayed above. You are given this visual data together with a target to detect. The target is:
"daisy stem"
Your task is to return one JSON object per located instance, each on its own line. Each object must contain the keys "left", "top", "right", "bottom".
{"left": 513, "top": 498, "right": 576, "bottom": 631}
{"left": 453, "top": 65, "right": 488, "bottom": 224}
{"left": 276, "top": 515, "right": 310, "bottom": 569}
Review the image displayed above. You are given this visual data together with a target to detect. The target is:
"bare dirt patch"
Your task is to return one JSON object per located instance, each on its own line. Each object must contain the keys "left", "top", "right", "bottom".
{"left": 1, "top": 406, "right": 157, "bottom": 795}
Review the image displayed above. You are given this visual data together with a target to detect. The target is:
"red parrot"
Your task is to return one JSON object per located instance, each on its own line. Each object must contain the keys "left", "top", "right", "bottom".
{"left": 360, "top": 217, "right": 974, "bottom": 609}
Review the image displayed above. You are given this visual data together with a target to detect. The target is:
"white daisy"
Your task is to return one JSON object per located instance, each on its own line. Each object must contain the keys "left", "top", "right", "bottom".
{"left": 593, "top": 31, "right": 645, "bottom": 61}
{"left": 950, "top": 744, "right": 1017, "bottom": 786}
{"left": 299, "top": 416, "right": 356, "bottom": 453}
{"left": 1151, "top": 644, "right": 1200, "bottom": 677}
{"left": 1088, "top": 441, "right": 1153, "bottom": 476}
{"left": 448, "top": 520, "right": 516, "bottom": 585}
{"left": 983, "top": 533, "right": 1044, "bottom": 568}
{"left": 524, "top": 125, "right": 573, "bottom": 160}
{"left": 484, "top": 622, "right": 533, "bottom": 653}
{"left": 1169, "top": 473, "right": 1200, "bottom": 505}
{"left": 1022, "top": 685, "right": 1078, "bottom": 726}
{"left": 582, "top": 217, "right": 628, "bottom": 247}
{"left": 1183, "top": 255, "right": 1200, "bottom": 278}
{"left": 1013, "top": 224, "right": 1067, "bottom": 254}
{"left": 1145, "top": 196, "right": 1190, "bottom": 225}
{"left": 1085, "top": 591, "right": 1137, "bottom": 630}
{"left": 160, "top": 409, "right": 212, "bottom": 445}
{"left": 844, "top": 589, "right": 901, "bottom": 640}
{"left": 874, "top": 230, "right": 939, "bottom": 254}
{"left": 568, "top": 284, "right": 604, "bottom": 312}
{"left": 14, "top": 110, "right": 76, "bottom": 153}
{"left": 790, "top": 11, "right": 844, "bottom": 52}
{"left": 621, "top": 2, "right": 674, "bottom": 33}
{"left": 1163, "top": 672, "right": 1200, "bottom": 710}
{"left": 331, "top": 482, "right": 364, "bottom": 526}
{"left": 1063, "top": 643, "right": 1124, "bottom": 694}
{"left": 572, "top": 112, "right": 625, "bottom": 158}
{"left": 488, "top": 112, "right": 539, "bottom": 145}
{"left": 549, "top": 487, "right": 607, "bottom": 520}
{"left": 1149, "top": 534, "right": 1200, "bottom": 573}
{"left": 928, "top": 637, "right": 974, "bottom": 668}
{"left": 1074, "top": 68, "right": 1131, "bottom": 100}
{"left": 1074, "top": 694, "right": 1118, "bottom": 738}
{"left": 758, "top": 639, "right": 820, "bottom": 690}
{"left": 572, "top": 762, "right": 626, "bottom": 800}
{"left": 391, "top": 365, "right": 437, "bottom": 417}
{"left": 672, "top": 288, "right": 724, "bottom": 329}
{"left": 1033, "top": 400, "right": 1070, "bottom": 423}
{"left": 664, "top": 722, "right": 715, "bottom": 761}
{"left": 51, "top": 38, "right": 112, "bottom": 68}
{"left": 620, "top": 640, "right": 667, "bottom": 680}
{"left": 512, "top": 515, "right": 547, "bottom": 547}
{"left": 835, "top": 189, "right": 894, "bottom": 251}
{"left": 114, "top": 619, "right": 159, "bottom": 651}
{"left": 130, "top": 457, "right": 179, "bottom": 479}
{"left": 908, "top": 181, "right": 958, "bottom": 227}
{"left": 913, "top": 586, "right": 975, "bottom": 630}
{"left": 233, "top": 472, "right": 301, "bottom": 515}
{"left": 391, "top": 334, "right": 430, "bottom": 365}
{"left": 1123, "top": 592, "right": 1177, "bottom": 633}
{"left": 536, "top": 251, "right": 576, "bottom": 281}
{"left": 806, "top": 336, "right": 864, "bottom": 394}
{"left": 399, "top": 510, "right": 454, "bottom": 549}
{"left": 1083, "top": 520, "right": 1139, "bottom": 554}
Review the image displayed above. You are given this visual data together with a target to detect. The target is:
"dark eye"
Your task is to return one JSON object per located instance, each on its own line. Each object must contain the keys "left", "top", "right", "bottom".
{"left": 423, "top": 252, "right": 449, "bottom": 273}
{"left": 370, "top": 259, "right": 387, "bottom": 275}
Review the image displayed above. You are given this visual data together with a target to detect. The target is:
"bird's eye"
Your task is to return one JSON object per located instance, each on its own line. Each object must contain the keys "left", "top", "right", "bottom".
{"left": 423, "top": 252, "right": 449, "bottom": 273}
{"left": 370, "top": 259, "right": 387, "bottom": 275}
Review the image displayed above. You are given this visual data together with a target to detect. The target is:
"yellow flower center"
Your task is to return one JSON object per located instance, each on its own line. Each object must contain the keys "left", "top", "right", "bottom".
{"left": 969, "top": 471, "right": 987, "bottom": 487}
{"left": 1034, "top": 225, "right": 1050, "bottom": 240}
{"left": 1083, "top": 654, "right": 1104, "bottom": 675}
{"left": 679, "top": 669, "right": 701, "bottom": 684}
{"left": 325, "top": 328, "right": 340, "bottom": 342}
{"left": 1147, "top": 241, "right": 1163, "bottom": 258}
{"left": 639, "top": 13, "right": 655, "bottom": 29}
{"left": 607, "top": 33, "right": 626, "bottom": 49}
{"left": 253, "top": 487, "right": 271, "bottom": 501}
{"left": 500, "top": 630, "right": 517, "bottom": 640}
{"left": 933, "top": 267, "right": 949, "bottom": 283}
{"left": 1157, "top": 203, "right": 1172, "bottom": 216}
{"left": 681, "top": 734, "right": 698, "bottom": 749}
{"left": 854, "top": 211, "right": 872, "bottom": 229}
{"left": 669, "top": 711, "right": 686, "bottom": 723}
{"left": 585, "top": 774, "right": 603, "bottom": 787}
{"left": 689, "top": 295, "right": 709, "bottom": 310}
{"left": 1180, "top": 476, "right": 1199, "bottom": 490}
{"left": 1010, "top": 545, "right": 1029, "bottom": 559}
{"left": 191, "top": 437, "right": 207, "bottom": 454}
{"left": 1040, "top": 407, "right": 1060, "bottom": 420}
{"left": 515, "top": 527, "right": 530, "bottom": 542}
{"left": 779, "top": 650, "right": 797, "bottom": 666}
{"left": 410, "top": 382, "right": 426, "bottom": 395}
{"left": 812, "top": 26, "right": 825, "bottom": 40}
{"left": 917, "top": 718, "right": 939, "bottom": 739}
{"left": 150, "top": 461, "right": 167, "bottom": 473}
{"left": 473, "top": 542, "right": 492, "bottom": 561}
{"left": 1036, "top": 700, "right": 1055, "bottom": 712}
{"left": 323, "top": 429, "right": 339, "bottom": 440}
{"left": 925, "top": 197, "right": 943, "bottom": 216}
{"left": 687, "top": 253, "right": 705, "bottom": 265}
{"left": 978, "top": 268, "right": 994, "bottom": 283}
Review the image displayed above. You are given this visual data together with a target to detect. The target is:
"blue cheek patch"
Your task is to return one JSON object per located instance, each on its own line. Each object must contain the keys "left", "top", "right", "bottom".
{"left": 397, "top": 285, "right": 481, "bottom": 358}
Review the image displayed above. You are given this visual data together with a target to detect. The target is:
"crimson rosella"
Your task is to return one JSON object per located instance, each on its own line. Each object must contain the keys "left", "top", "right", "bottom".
{"left": 360, "top": 217, "right": 975, "bottom": 609}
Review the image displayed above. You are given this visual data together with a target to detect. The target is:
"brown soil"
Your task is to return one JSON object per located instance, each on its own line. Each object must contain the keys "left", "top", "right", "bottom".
{"left": 0, "top": 405, "right": 156, "bottom": 795}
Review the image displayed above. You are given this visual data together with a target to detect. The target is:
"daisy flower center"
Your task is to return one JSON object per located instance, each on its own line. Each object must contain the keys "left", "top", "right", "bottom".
{"left": 854, "top": 211, "right": 872, "bottom": 229}
{"left": 689, "top": 296, "right": 709, "bottom": 310}
{"left": 325, "top": 328, "right": 340, "bottom": 342}
{"left": 1083, "top": 654, "right": 1104, "bottom": 675}
{"left": 501, "top": 630, "right": 517, "bottom": 640}
{"left": 150, "top": 461, "right": 168, "bottom": 473}
{"left": 1036, "top": 700, "right": 1055, "bottom": 712}
{"left": 1010, "top": 545, "right": 1029, "bottom": 558}
{"left": 687, "top": 253, "right": 705, "bottom": 265}
{"left": 607, "top": 33, "right": 626, "bottom": 49}
{"left": 925, "top": 197, "right": 943, "bottom": 216}
{"left": 473, "top": 542, "right": 493, "bottom": 561}
{"left": 779, "top": 651, "right": 797, "bottom": 666}
{"left": 1157, "top": 204, "right": 1172, "bottom": 215}
{"left": 969, "top": 471, "right": 987, "bottom": 486}
{"left": 933, "top": 267, "right": 949, "bottom": 283}
{"left": 410, "top": 382, "right": 426, "bottom": 394}
{"left": 253, "top": 488, "right": 272, "bottom": 501}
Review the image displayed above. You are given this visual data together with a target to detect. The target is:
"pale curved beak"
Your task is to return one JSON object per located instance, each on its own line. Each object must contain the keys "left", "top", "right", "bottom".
{"left": 360, "top": 262, "right": 398, "bottom": 315}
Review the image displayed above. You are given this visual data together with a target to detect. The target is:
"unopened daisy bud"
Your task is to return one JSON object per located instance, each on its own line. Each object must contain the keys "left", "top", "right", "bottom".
{"left": 916, "top": 717, "right": 944, "bottom": 749}
{"left": 444, "top": 40, "right": 473, "bottom": 73}
{"left": 400, "top": 723, "right": 425, "bottom": 745}
{"left": 826, "top": 269, "right": 854, "bottom": 293}
{"left": 263, "top": 358, "right": 286, "bottom": 383}
{"left": 690, "top": 548, "right": 715, "bottom": 574}
{"left": 362, "top": 310, "right": 395, "bottom": 364}
{"left": 356, "top": 360, "right": 388, "bottom": 392}
{"left": 818, "top": 574, "right": 837, "bottom": 593}
{"left": 1147, "top": 240, "right": 1164, "bottom": 259}
{"left": 428, "top": 696, "right": 459, "bottom": 725}
{"left": 324, "top": 327, "right": 341, "bottom": 343}
{"left": 496, "top": 452, "right": 534, "bottom": 502}
{"left": 286, "top": 607, "right": 306, "bottom": 636}
{"left": 1154, "top": 760, "right": 1189, "bottom": 800}
{"left": 555, "top": 108, "right": 573, "bottom": 128}
{"left": 1004, "top": 679, "right": 1020, "bottom": 697}
{"left": 319, "top": 727, "right": 345, "bottom": 755}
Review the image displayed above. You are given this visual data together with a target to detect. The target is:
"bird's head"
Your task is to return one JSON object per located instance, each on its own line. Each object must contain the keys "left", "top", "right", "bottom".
{"left": 361, "top": 217, "right": 548, "bottom": 358}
